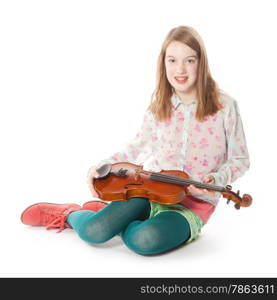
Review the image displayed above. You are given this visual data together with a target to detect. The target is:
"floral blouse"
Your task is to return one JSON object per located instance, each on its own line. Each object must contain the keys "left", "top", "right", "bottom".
{"left": 91, "top": 92, "right": 250, "bottom": 222}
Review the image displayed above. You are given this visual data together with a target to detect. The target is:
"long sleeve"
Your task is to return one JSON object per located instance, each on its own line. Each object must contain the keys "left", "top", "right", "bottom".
{"left": 89, "top": 109, "right": 155, "bottom": 174}
{"left": 209, "top": 100, "right": 250, "bottom": 186}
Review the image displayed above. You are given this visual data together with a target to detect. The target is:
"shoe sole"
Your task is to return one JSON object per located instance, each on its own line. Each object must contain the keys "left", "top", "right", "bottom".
{"left": 20, "top": 202, "right": 79, "bottom": 224}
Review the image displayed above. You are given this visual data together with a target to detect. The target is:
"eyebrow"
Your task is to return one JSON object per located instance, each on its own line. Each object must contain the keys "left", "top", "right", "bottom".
{"left": 165, "top": 55, "right": 197, "bottom": 59}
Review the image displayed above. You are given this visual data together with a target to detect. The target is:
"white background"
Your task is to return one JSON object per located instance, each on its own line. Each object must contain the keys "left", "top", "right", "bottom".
{"left": 0, "top": 0, "right": 276, "bottom": 277}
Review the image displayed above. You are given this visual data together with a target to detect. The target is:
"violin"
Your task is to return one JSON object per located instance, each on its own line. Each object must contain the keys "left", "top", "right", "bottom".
{"left": 93, "top": 162, "right": 252, "bottom": 209}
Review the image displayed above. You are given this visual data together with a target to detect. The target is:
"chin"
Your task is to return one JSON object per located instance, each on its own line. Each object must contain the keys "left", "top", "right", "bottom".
{"left": 170, "top": 82, "right": 193, "bottom": 94}
{"left": 175, "top": 83, "right": 196, "bottom": 95}
{"left": 174, "top": 87, "right": 192, "bottom": 94}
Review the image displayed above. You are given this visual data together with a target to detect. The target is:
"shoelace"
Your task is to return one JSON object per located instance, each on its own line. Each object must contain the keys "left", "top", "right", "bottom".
{"left": 45, "top": 214, "right": 71, "bottom": 233}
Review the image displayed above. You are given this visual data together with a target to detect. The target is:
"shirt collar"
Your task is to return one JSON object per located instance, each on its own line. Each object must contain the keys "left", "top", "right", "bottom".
{"left": 171, "top": 93, "right": 197, "bottom": 110}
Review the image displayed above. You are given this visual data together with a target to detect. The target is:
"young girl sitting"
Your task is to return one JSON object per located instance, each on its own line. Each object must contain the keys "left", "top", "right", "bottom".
{"left": 21, "top": 25, "right": 250, "bottom": 255}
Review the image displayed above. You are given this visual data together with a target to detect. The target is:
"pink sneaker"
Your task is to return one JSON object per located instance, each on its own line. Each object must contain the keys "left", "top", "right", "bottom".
{"left": 82, "top": 200, "right": 108, "bottom": 212}
{"left": 20, "top": 202, "right": 81, "bottom": 232}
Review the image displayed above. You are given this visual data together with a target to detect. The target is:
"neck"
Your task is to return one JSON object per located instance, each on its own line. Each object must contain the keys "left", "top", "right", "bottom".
{"left": 174, "top": 90, "right": 197, "bottom": 104}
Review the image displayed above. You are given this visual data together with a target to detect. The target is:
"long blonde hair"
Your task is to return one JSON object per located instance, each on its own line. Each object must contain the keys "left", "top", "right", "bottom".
{"left": 148, "top": 26, "right": 221, "bottom": 122}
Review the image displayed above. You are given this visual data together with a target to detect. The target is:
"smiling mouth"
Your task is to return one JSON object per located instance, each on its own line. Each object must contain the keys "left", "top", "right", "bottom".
{"left": 175, "top": 76, "right": 188, "bottom": 83}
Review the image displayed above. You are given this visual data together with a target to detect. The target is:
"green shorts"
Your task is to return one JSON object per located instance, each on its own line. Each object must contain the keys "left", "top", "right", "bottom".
{"left": 149, "top": 202, "right": 204, "bottom": 243}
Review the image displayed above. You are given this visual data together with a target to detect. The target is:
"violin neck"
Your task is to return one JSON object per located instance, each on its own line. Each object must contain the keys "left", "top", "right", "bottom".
{"left": 150, "top": 172, "right": 225, "bottom": 192}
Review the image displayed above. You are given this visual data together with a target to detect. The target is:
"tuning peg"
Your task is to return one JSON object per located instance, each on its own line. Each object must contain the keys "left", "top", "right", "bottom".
{"left": 226, "top": 185, "right": 232, "bottom": 191}
{"left": 227, "top": 199, "right": 230, "bottom": 204}
{"left": 237, "top": 190, "right": 240, "bottom": 196}
{"left": 234, "top": 203, "right": 241, "bottom": 210}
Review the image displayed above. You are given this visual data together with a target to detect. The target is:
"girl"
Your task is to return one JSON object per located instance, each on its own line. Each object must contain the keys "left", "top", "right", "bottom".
{"left": 21, "top": 25, "right": 250, "bottom": 255}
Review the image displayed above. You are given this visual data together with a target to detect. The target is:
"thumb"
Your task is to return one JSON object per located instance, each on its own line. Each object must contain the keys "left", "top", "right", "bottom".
{"left": 203, "top": 175, "right": 214, "bottom": 184}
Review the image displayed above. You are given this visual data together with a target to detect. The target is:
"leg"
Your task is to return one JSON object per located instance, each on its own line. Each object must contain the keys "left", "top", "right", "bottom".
{"left": 121, "top": 211, "right": 191, "bottom": 255}
{"left": 67, "top": 197, "right": 150, "bottom": 244}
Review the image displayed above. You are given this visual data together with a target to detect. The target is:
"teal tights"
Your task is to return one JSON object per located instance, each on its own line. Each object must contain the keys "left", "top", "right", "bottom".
{"left": 67, "top": 197, "right": 191, "bottom": 255}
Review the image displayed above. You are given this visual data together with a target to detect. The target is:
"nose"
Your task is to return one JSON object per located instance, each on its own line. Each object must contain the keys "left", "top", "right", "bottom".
{"left": 176, "top": 62, "right": 187, "bottom": 74}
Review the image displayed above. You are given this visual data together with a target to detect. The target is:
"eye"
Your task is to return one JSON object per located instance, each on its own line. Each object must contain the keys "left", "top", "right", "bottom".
{"left": 187, "top": 59, "right": 195, "bottom": 64}
{"left": 168, "top": 58, "right": 175, "bottom": 63}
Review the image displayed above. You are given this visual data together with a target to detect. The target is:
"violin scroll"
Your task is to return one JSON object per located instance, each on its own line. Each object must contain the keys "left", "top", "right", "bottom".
{"left": 241, "top": 193, "right": 252, "bottom": 207}
{"left": 222, "top": 188, "right": 252, "bottom": 209}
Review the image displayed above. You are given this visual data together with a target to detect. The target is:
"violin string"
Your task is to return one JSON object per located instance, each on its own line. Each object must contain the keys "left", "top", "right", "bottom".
{"left": 150, "top": 173, "right": 200, "bottom": 187}
{"left": 150, "top": 172, "right": 203, "bottom": 186}
{"left": 150, "top": 172, "right": 224, "bottom": 192}
{"left": 150, "top": 172, "right": 199, "bottom": 185}
{"left": 151, "top": 174, "right": 195, "bottom": 187}
{"left": 150, "top": 173, "right": 243, "bottom": 203}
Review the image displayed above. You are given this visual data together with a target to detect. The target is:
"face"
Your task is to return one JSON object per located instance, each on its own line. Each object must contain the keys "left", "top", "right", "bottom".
{"left": 165, "top": 41, "right": 198, "bottom": 99}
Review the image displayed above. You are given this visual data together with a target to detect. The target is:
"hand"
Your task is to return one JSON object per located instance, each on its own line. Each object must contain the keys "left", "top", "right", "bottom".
{"left": 87, "top": 167, "right": 100, "bottom": 197}
{"left": 187, "top": 175, "right": 215, "bottom": 196}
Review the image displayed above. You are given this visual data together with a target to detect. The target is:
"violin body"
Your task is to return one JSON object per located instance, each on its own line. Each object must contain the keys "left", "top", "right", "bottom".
{"left": 93, "top": 162, "right": 252, "bottom": 209}
{"left": 94, "top": 162, "right": 190, "bottom": 205}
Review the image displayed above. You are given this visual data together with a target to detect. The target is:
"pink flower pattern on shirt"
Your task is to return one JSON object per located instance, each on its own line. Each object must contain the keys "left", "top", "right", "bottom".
{"left": 92, "top": 93, "right": 250, "bottom": 222}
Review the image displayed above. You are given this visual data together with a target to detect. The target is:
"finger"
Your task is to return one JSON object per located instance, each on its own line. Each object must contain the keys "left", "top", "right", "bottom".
{"left": 204, "top": 189, "right": 215, "bottom": 195}
{"left": 188, "top": 185, "right": 198, "bottom": 192}
{"left": 205, "top": 176, "right": 215, "bottom": 184}
{"left": 187, "top": 185, "right": 196, "bottom": 192}
{"left": 88, "top": 168, "right": 99, "bottom": 178}
{"left": 89, "top": 187, "right": 97, "bottom": 196}
{"left": 87, "top": 179, "right": 93, "bottom": 187}
{"left": 93, "top": 190, "right": 98, "bottom": 198}
{"left": 91, "top": 170, "right": 99, "bottom": 178}
{"left": 203, "top": 177, "right": 211, "bottom": 183}
{"left": 188, "top": 185, "right": 204, "bottom": 195}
